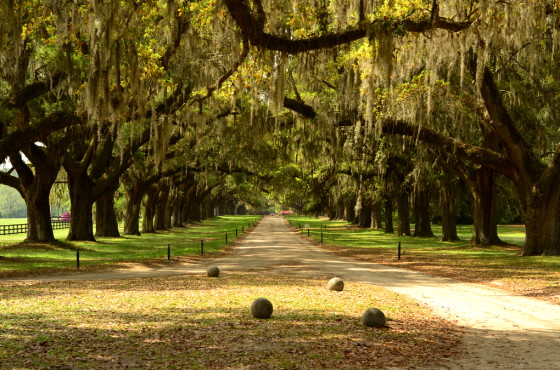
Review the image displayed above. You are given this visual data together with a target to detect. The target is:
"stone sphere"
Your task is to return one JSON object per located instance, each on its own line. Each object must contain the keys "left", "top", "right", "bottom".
{"left": 206, "top": 266, "right": 220, "bottom": 277}
{"left": 251, "top": 297, "right": 273, "bottom": 319}
{"left": 361, "top": 308, "right": 386, "bottom": 328}
{"left": 327, "top": 277, "right": 344, "bottom": 291}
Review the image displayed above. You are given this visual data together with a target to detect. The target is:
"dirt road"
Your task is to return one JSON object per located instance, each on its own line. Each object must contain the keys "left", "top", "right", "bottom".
{"left": 5, "top": 216, "right": 560, "bottom": 368}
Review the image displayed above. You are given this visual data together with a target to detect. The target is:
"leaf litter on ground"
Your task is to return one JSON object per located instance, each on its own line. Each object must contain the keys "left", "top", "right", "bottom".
{"left": 0, "top": 273, "right": 464, "bottom": 369}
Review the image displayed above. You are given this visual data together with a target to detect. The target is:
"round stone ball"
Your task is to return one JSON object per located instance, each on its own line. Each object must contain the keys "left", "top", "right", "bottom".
{"left": 251, "top": 297, "right": 273, "bottom": 319}
{"left": 361, "top": 308, "right": 386, "bottom": 328}
{"left": 206, "top": 266, "right": 220, "bottom": 277}
{"left": 327, "top": 277, "right": 344, "bottom": 291}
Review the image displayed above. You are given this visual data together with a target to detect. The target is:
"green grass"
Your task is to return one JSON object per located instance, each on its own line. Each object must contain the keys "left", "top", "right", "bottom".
{"left": 0, "top": 218, "right": 27, "bottom": 226}
{"left": 286, "top": 216, "right": 560, "bottom": 303}
{"left": 286, "top": 215, "right": 526, "bottom": 256}
{"left": 0, "top": 274, "right": 462, "bottom": 368}
{"left": 0, "top": 216, "right": 260, "bottom": 276}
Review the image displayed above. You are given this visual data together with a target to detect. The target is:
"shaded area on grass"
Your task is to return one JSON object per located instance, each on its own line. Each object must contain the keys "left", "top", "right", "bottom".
{"left": 287, "top": 216, "right": 560, "bottom": 305}
{"left": 0, "top": 274, "right": 462, "bottom": 369}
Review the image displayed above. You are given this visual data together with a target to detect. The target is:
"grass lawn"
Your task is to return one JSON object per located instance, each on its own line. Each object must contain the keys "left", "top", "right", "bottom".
{"left": 287, "top": 216, "right": 560, "bottom": 305}
{"left": 0, "top": 274, "right": 462, "bottom": 369}
{"left": 0, "top": 216, "right": 260, "bottom": 277}
{"left": 0, "top": 218, "right": 28, "bottom": 225}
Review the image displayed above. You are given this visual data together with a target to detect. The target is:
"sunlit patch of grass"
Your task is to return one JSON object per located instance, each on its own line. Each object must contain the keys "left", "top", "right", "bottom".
{"left": 0, "top": 274, "right": 462, "bottom": 369}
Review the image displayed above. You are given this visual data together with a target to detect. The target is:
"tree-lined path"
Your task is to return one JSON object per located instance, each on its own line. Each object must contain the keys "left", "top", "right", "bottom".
{"left": 4, "top": 216, "right": 560, "bottom": 368}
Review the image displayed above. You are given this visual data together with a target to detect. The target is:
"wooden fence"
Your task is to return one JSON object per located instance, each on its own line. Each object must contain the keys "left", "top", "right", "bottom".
{"left": 0, "top": 218, "right": 70, "bottom": 236}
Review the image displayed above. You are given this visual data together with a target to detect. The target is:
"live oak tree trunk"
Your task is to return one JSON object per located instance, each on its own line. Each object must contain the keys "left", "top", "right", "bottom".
{"left": 396, "top": 189, "right": 411, "bottom": 236}
{"left": 371, "top": 199, "right": 383, "bottom": 229}
{"left": 470, "top": 167, "right": 502, "bottom": 245}
{"left": 123, "top": 184, "right": 144, "bottom": 236}
{"left": 357, "top": 198, "right": 372, "bottom": 228}
{"left": 439, "top": 179, "right": 459, "bottom": 242}
{"left": 523, "top": 184, "right": 560, "bottom": 256}
{"left": 165, "top": 188, "right": 177, "bottom": 229}
{"left": 25, "top": 185, "right": 56, "bottom": 243}
{"left": 155, "top": 182, "right": 170, "bottom": 231}
{"left": 384, "top": 198, "right": 394, "bottom": 233}
{"left": 413, "top": 186, "right": 434, "bottom": 237}
{"left": 344, "top": 198, "right": 356, "bottom": 223}
{"left": 5, "top": 148, "right": 61, "bottom": 243}
{"left": 142, "top": 186, "right": 158, "bottom": 233}
{"left": 66, "top": 170, "right": 96, "bottom": 241}
{"left": 95, "top": 182, "right": 120, "bottom": 237}
{"left": 172, "top": 192, "right": 185, "bottom": 227}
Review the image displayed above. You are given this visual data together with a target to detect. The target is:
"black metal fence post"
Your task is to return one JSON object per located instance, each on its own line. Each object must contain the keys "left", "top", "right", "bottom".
{"left": 201, "top": 240, "right": 204, "bottom": 255}
{"left": 226, "top": 233, "right": 228, "bottom": 244}
{"left": 398, "top": 242, "right": 401, "bottom": 260}
{"left": 76, "top": 249, "right": 80, "bottom": 269}
{"left": 167, "top": 243, "right": 171, "bottom": 261}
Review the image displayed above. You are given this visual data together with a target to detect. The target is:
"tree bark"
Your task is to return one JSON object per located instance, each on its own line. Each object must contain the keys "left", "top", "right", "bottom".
{"left": 142, "top": 185, "right": 158, "bottom": 233}
{"left": 524, "top": 186, "right": 560, "bottom": 256}
{"left": 66, "top": 170, "right": 96, "bottom": 241}
{"left": 384, "top": 198, "right": 394, "bottom": 233}
{"left": 469, "top": 167, "right": 503, "bottom": 245}
{"left": 155, "top": 182, "right": 170, "bottom": 231}
{"left": 397, "top": 189, "right": 411, "bottom": 236}
{"left": 172, "top": 191, "right": 185, "bottom": 227}
{"left": 413, "top": 185, "right": 434, "bottom": 237}
{"left": 2, "top": 145, "right": 63, "bottom": 243}
{"left": 123, "top": 187, "right": 143, "bottom": 236}
{"left": 357, "top": 198, "right": 372, "bottom": 228}
{"left": 95, "top": 182, "right": 120, "bottom": 237}
{"left": 25, "top": 189, "right": 56, "bottom": 243}
{"left": 371, "top": 199, "right": 383, "bottom": 229}
{"left": 439, "top": 179, "right": 459, "bottom": 242}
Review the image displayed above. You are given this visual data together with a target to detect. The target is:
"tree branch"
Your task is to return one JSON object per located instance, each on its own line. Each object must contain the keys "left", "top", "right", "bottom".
{"left": 0, "top": 111, "right": 83, "bottom": 163}
{"left": 382, "top": 119, "right": 517, "bottom": 180}
{"left": 283, "top": 97, "right": 317, "bottom": 118}
{"left": 223, "top": 0, "right": 471, "bottom": 54}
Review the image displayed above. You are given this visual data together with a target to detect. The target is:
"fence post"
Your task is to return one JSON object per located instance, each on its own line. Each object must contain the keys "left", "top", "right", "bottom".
{"left": 76, "top": 249, "right": 80, "bottom": 269}
{"left": 201, "top": 240, "right": 204, "bottom": 255}
{"left": 226, "top": 233, "right": 228, "bottom": 244}
{"left": 321, "top": 231, "right": 323, "bottom": 243}
{"left": 307, "top": 228, "right": 310, "bottom": 237}
{"left": 398, "top": 242, "right": 401, "bottom": 260}
{"left": 167, "top": 243, "right": 171, "bottom": 261}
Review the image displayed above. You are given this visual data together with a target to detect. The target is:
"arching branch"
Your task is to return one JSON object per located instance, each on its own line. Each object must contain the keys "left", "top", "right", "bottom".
{"left": 0, "top": 111, "right": 83, "bottom": 163}
{"left": 381, "top": 119, "right": 516, "bottom": 180}
{"left": 223, "top": 0, "right": 471, "bottom": 54}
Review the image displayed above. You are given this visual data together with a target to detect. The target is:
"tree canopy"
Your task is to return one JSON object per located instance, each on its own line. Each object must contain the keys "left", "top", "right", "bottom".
{"left": 1, "top": 0, "right": 559, "bottom": 255}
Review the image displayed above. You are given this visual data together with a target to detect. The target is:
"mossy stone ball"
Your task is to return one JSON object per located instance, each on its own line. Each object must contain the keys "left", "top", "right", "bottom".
{"left": 251, "top": 297, "right": 273, "bottom": 319}
{"left": 327, "top": 277, "right": 344, "bottom": 291}
{"left": 362, "top": 308, "right": 386, "bottom": 328}
{"left": 206, "top": 266, "right": 220, "bottom": 277}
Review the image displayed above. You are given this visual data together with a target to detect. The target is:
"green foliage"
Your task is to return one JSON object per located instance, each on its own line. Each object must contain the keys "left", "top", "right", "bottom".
{"left": 0, "top": 185, "right": 26, "bottom": 218}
